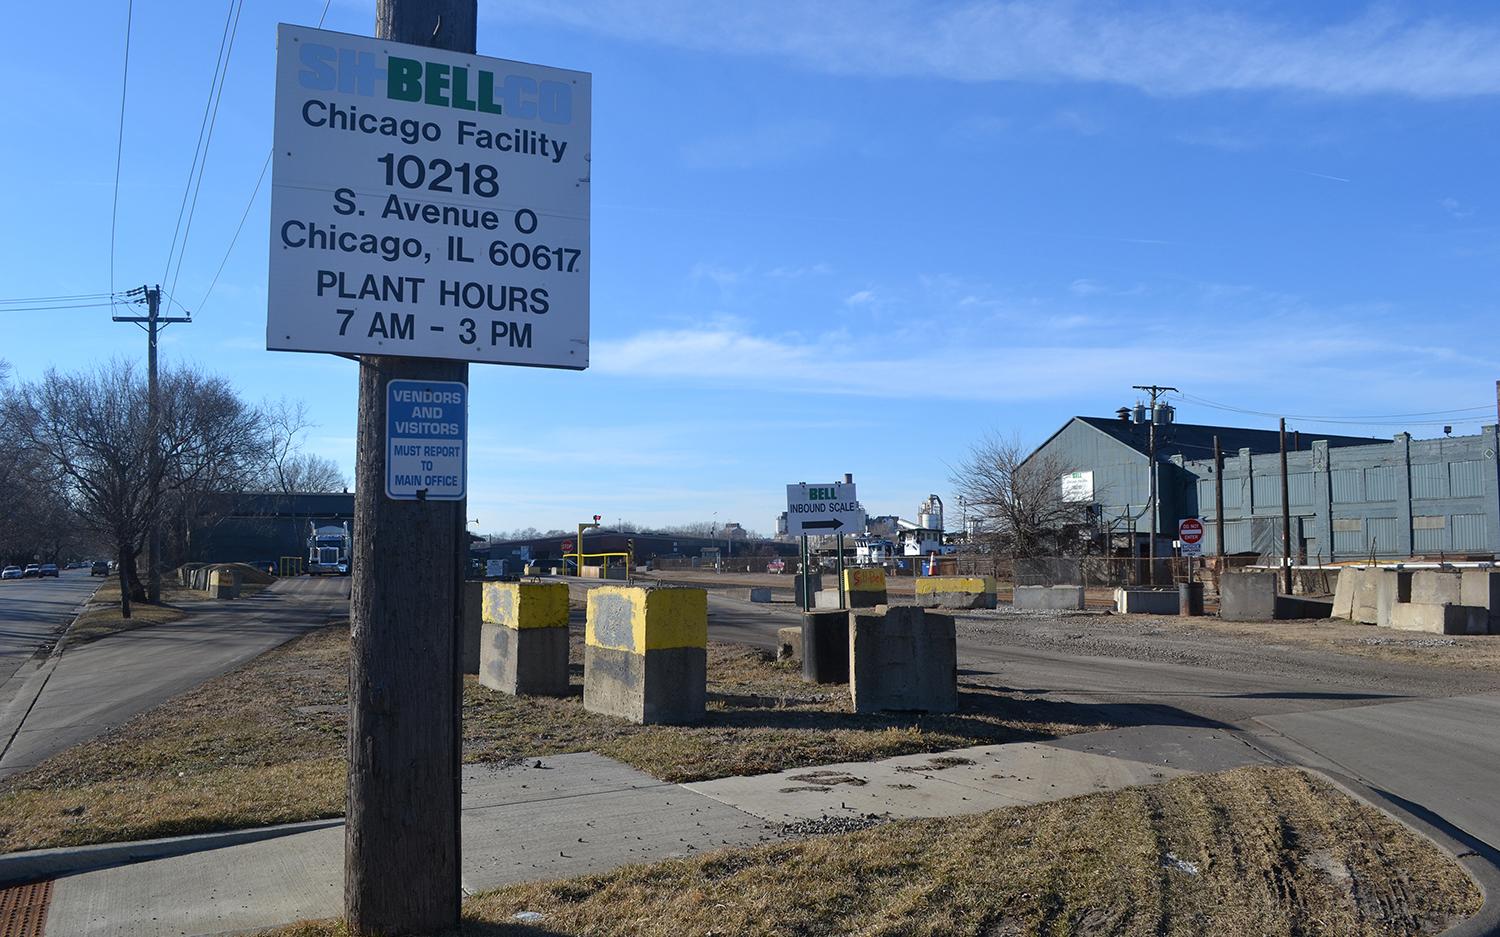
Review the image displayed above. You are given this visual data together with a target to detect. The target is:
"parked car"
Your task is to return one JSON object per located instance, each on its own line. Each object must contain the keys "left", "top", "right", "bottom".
{"left": 1, "top": 566, "right": 21, "bottom": 580}
{"left": 90, "top": 561, "right": 110, "bottom": 576}
{"left": 23, "top": 565, "right": 41, "bottom": 578}
{"left": 39, "top": 564, "right": 59, "bottom": 578}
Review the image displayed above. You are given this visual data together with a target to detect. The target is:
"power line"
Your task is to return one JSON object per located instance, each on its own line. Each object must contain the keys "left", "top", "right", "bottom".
{"left": 161, "top": 0, "right": 239, "bottom": 288}
{"left": 0, "top": 301, "right": 125, "bottom": 313}
{"left": 191, "top": 0, "right": 333, "bottom": 318}
{"left": 109, "top": 0, "right": 134, "bottom": 302}
{"left": 197, "top": 151, "right": 269, "bottom": 313}
{"left": 168, "top": 0, "right": 245, "bottom": 303}
{"left": 0, "top": 292, "right": 121, "bottom": 304}
{"left": 1171, "top": 390, "right": 1491, "bottom": 423}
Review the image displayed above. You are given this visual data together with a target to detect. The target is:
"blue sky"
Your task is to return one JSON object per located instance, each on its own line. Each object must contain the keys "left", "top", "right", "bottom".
{"left": 4, "top": 1, "right": 1500, "bottom": 535}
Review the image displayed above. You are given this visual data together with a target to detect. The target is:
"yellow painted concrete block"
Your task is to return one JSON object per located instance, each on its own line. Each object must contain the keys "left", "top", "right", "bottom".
{"left": 915, "top": 576, "right": 996, "bottom": 596}
{"left": 586, "top": 586, "right": 707, "bottom": 652}
{"left": 843, "top": 568, "right": 887, "bottom": 593}
{"left": 483, "top": 581, "right": 569, "bottom": 630}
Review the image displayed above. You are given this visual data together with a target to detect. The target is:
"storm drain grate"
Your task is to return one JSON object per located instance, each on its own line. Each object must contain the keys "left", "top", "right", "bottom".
{"left": 0, "top": 880, "right": 52, "bottom": 937}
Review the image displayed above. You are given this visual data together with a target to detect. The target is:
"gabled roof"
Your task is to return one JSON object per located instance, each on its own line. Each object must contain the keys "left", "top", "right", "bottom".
{"left": 1074, "top": 416, "right": 1386, "bottom": 462}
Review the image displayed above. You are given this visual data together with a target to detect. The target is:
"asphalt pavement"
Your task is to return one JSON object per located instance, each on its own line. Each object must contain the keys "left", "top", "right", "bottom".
{"left": 0, "top": 570, "right": 99, "bottom": 709}
{"left": 696, "top": 588, "right": 1500, "bottom": 857}
{"left": 0, "top": 576, "right": 349, "bottom": 779}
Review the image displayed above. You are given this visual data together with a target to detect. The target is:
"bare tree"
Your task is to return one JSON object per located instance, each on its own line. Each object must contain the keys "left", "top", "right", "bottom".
{"left": 261, "top": 399, "right": 347, "bottom": 493}
{"left": 949, "top": 434, "right": 1097, "bottom": 557}
{"left": 6, "top": 360, "right": 264, "bottom": 617}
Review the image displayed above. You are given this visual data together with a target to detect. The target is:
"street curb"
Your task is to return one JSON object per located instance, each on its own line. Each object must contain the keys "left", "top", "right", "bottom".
{"left": 1299, "top": 766, "right": 1500, "bottom": 937}
{"left": 0, "top": 818, "right": 345, "bottom": 888}
{"left": 0, "top": 584, "right": 98, "bottom": 766}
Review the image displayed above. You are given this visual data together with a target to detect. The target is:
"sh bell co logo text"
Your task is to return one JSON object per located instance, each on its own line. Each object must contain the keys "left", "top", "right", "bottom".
{"left": 296, "top": 41, "right": 572, "bottom": 123}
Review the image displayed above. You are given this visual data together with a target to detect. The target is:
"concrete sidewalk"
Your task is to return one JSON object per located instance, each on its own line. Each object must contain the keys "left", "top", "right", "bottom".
{"left": 37, "top": 725, "right": 1254, "bottom": 937}
{"left": 0, "top": 578, "right": 348, "bottom": 779}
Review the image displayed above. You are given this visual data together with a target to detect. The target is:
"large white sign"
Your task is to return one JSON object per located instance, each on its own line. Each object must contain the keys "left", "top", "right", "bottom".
{"left": 268, "top": 24, "right": 591, "bottom": 368}
{"left": 1061, "top": 470, "right": 1094, "bottom": 502}
{"left": 785, "top": 482, "right": 866, "bottom": 536}
{"left": 1178, "top": 517, "right": 1204, "bottom": 557}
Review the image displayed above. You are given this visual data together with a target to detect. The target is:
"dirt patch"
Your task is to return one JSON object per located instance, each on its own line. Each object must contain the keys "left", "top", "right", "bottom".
{"left": 0, "top": 624, "right": 1101, "bottom": 852}
{"left": 261, "top": 767, "right": 1480, "bottom": 937}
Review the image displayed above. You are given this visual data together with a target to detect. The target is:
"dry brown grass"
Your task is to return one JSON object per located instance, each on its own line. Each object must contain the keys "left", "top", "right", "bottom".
{"left": 67, "top": 579, "right": 189, "bottom": 644}
{"left": 0, "top": 625, "right": 1101, "bottom": 852}
{"left": 261, "top": 767, "right": 1480, "bottom": 937}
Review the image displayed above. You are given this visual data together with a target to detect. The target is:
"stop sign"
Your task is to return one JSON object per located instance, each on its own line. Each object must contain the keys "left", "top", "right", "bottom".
{"left": 562, "top": 540, "right": 575, "bottom": 551}
{"left": 1179, "top": 518, "right": 1204, "bottom": 544}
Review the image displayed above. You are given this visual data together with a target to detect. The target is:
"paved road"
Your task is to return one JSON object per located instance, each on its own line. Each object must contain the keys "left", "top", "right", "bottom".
{"left": 0, "top": 571, "right": 99, "bottom": 706}
{"left": 697, "top": 589, "right": 1500, "bottom": 854}
{"left": 0, "top": 576, "right": 349, "bottom": 779}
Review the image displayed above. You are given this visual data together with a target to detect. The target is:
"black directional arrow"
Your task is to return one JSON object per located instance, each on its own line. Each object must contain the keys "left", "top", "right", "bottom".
{"left": 801, "top": 519, "right": 845, "bottom": 530}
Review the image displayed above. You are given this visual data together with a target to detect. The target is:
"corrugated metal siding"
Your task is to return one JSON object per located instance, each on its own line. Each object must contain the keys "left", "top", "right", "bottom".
{"left": 1222, "top": 479, "right": 1242, "bottom": 509}
{"left": 1288, "top": 472, "right": 1315, "bottom": 506}
{"left": 1452, "top": 513, "right": 1487, "bottom": 551}
{"left": 1331, "top": 469, "right": 1363, "bottom": 503}
{"left": 1223, "top": 520, "right": 1251, "bottom": 553}
{"left": 1450, "top": 461, "right": 1485, "bottom": 498}
{"left": 1367, "top": 517, "right": 1400, "bottom": 554}
{"left": 1410, "top": 462, "right": 1448, "bottom": 499}
{"left": 1332, "top": 521, "right": 1364, "bottom": 555}
{"left": 1365, "top": 465, "right": 1399, "bottom": 502}
{"left": 1413, "top": 525, "right": 1445, "bottom": 553}
{"left": 1252, "top": 475, "right": 1280, "bottom": 508}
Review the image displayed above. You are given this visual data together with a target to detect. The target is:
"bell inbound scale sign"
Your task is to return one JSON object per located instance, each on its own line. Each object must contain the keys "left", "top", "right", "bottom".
{"left": 386, "top": 380, "right": 466, "bottom": 500}
{"left": 267, "top": 24, "right": 591, "bottom": 368}
{"left": 785, "top": 482, "right": 866, "bottom": 536}
{"left": 1178, "top": 517, "right": 1205, "bottom": 557}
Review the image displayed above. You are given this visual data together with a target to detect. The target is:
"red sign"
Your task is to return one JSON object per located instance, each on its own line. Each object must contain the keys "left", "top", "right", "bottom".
{"left": 562, "top": 540, "right": 575, "bottom": 551}
{"left": 1178, "top": 518, "right": 1204, "bottom": 543}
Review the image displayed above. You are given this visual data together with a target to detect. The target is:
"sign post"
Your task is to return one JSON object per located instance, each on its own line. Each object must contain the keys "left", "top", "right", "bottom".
{"left": 267, "top": 7, "right": 590, "bottom": 934}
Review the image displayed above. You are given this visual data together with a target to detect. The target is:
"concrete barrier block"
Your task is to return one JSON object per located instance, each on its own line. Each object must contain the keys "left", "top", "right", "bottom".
{"left": 1013, "top": 585, "right": 1085, "bottom": 611}
{"left": 1113, "top": 588, "right": 1179, "bottom": 615}
{"left": 1274, "top": 595, "right": 1334, "bottom": 619}
{"left": 462, "top": 581, "right": 483, "bottom": 674}
{"left": 849, "top": 606, "right": 956, "bottom": 714}
{"left": 792, "top": 573, "right": 822, "bottom": 609}
{"left": 917, "top": 576, "right": 998, "bottom": 609}
{"left": 843, "top": 568, "right": 888, "bottom": 609}
{"left": 1390, "top": 603, "right": 1488, "bottom": 635}
{"left": 1331, "top": 568, "right": 1356, "bottom": 620}
{"left": 1375, "top": 570, "right": 1414, "bottom": 628}
{"left": 1460, "top": 570, "right": 1500, "bottom": 633}
{"left": 801, "top": 612, "right": 849, "bottom": 684}
{"left": 1351, "top": 568, "right": 1381, "bottom": 624}
{"left": 480, "top": 581, "right": 570, "bottom": 696}
{"left": 748, "top": 587, "right": 772, "bottom": 603}
{"left": 1412, "top": 570, "right": 1463, "bottom": 607}
{"left": 207, "top": 567, "right": 239, "bottom": 599}
{"left": 579, "top": 565, "right": 624, "bottom": 580}
{"left": 814, "top": 589, "right": 844, "bottom": 610}
{"left": 584, "top": 586, "right": 707, "bottom": 724}
{"left": 1220, "top": 572, "right": 1277, "bottom": 621}
{"left": 776, "top": 626, "right": 803, "bottom": 662}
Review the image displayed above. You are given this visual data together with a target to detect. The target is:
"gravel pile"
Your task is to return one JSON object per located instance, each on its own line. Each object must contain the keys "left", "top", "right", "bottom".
{"left": 778, "top": 814, "right": 888, "bottom": 838}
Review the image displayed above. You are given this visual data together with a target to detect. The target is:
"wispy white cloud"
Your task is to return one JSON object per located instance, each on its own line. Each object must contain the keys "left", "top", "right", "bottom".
{"left": 1295, "top": 169, "right": 1353, "bottom": 183}
{"left": 1441, "top": 196, "right": 1476, "bottom": 220}
{"left": 493, "top": 1, "right": 1500, "bottom": 98}
{"left": 844, "top": 289, "right": 877, "bottom": 306}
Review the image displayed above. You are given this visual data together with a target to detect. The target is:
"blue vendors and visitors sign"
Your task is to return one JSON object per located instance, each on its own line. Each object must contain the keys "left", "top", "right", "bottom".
{"left": 386, "top": 379, "right": 467, "bottom": 500}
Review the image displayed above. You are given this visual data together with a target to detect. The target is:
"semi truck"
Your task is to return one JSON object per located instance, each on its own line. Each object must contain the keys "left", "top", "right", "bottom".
{"left": 307, "top": 521, "right": 352, "bottom": 576}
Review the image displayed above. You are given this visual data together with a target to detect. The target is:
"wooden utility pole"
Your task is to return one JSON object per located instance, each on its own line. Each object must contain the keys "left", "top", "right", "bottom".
{"left": 1279, "top": 418, "right": 1292, "bottom": 595}
{"left": 1132, "top": 384, "right": 1178, "bottom": 584}
{"left": 1213, "top": 435, "right": 1225, "bottom": 561}
{"left": 345, "top": 2, "right": 476, "bottom": 934}
{"left": 113, "top": 284, "right": 189, "bottom": 604}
